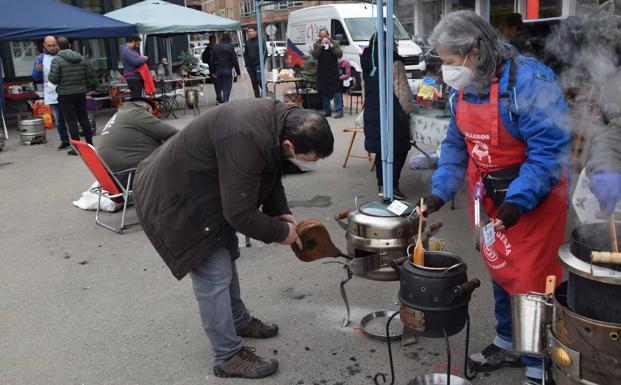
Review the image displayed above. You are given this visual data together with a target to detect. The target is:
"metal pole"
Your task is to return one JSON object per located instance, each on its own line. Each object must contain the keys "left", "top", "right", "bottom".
{"left": 257, "top": 1, "right": 267, "bottom": 98}
{"left": 167, "top": 37, "right": 173, "bottom": 76}
{"left": 385, "top": 0, "right": 395, "bottom": 200}
{"left": 376, "top": 1, "right": 389, "bottom": 201}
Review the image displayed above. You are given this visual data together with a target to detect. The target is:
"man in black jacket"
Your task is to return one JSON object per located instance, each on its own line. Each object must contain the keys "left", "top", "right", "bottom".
{"left": 133, "top": 99, "right": 333, "bottom": 379}
{"left": 201, "top": 35, "right": 222, "bottom": 103}
{"left": 243, "top": 26, "right": 267, "bottom": 98}
{"left": 212, "top": 33, "right": 241, "bottom": 103}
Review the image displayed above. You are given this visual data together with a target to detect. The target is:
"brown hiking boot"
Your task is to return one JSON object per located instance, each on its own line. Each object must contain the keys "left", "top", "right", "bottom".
{"left": 237, "top": 317, "right": 279, "bottom": 339}
{"left": 213, "top": 346, "right": 279, "bottom": 379}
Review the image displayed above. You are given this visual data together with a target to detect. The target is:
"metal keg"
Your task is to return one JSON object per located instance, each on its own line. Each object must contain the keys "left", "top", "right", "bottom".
{"left": 17, "top": 118, "right": 46, "bottom": 145}
{"left": 78, "top": 114, "right": 97, "bottom": 136}
{"left": 185, "top": 88, "right": 200, "bottom": 109}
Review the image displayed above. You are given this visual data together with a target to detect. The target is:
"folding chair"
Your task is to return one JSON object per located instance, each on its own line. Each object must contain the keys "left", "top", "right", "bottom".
{"left": 70, "top": 140, "right": 137, "bottom": 234}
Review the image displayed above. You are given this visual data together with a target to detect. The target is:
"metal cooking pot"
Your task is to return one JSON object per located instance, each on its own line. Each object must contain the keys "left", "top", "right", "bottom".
{"left": 559, "top": 223, "right": 621, "bottom": 323}
{"left": 549, "top": 282, "right": 621, "bottom": 385}
{"left": 336, "top": 198, "right": 417, "bottom": 281}
{"left": 510, "top": 292, "right": 553, "bottom": 355}
{"left": 408, "top": 373, "right": 472, "bottom": 385}
{"left": 397, "top": 251, "right": 479, "bottom": 338}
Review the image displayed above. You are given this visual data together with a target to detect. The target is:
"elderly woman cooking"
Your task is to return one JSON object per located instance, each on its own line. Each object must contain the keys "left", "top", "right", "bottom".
{"left": 417, "top": 11, "right": 570, "bottom": 385}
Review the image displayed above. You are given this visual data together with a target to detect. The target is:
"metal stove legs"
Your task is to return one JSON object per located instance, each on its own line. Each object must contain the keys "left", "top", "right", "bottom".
{"left": 340, "top": 264, "right": 353, "bottom": 327}
{"left": 401, "top": 325, "right": 419, "bottom": 346}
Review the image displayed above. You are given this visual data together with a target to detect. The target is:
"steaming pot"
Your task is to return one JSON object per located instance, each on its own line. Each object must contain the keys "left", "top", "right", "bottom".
{"left": 559, "top": 223, "right": 621, "bottom": 323}
{"left": 397, "top": 251, "right": 480, "bottom": 338}
{"left": 337, "top": 200, "right": 417, "bottom": 281}
{"left": 548, "top": 282, "right": 621, "bottom": 385}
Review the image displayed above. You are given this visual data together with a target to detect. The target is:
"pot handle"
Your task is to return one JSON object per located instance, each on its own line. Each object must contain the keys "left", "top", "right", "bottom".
{"left": 452, "top": 278, "right": 481, "bottom": 300}
{"left": 334, "top": 210, "right": 349, "bottom": 231}
{"left": 390, "top": 256, "right": 408, "bottom": 277}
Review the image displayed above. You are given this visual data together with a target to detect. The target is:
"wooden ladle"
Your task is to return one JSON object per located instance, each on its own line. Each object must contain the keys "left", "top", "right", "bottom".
{"left": 413, "top": 198, "right": 425, "bottom": 266}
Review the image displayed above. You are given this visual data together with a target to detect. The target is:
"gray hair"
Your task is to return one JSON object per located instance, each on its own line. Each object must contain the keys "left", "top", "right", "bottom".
{"left": 429, "top": 10, "right": 514, "bottom": 84}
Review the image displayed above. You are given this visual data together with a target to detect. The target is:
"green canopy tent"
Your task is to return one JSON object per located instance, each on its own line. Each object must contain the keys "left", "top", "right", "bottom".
{"left": 105, "top": 0, "right": 241, "bottom": 74}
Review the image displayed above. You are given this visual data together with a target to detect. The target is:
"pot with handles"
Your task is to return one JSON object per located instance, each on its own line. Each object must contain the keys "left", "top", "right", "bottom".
{"left": 396, "top": 251, "right": 480, "bottom": 338}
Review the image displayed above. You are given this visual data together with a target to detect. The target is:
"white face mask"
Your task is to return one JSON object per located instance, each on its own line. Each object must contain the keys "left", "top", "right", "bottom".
{"left": 441, "top": 56, "right": 473, "bottom": 90}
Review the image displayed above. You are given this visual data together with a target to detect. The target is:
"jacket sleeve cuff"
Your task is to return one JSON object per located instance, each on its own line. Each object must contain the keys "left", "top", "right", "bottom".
{"left": 275, "top": 221, "right": 290, "bottom": 243}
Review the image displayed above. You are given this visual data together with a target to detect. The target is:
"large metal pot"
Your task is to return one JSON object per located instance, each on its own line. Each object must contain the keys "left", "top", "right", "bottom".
{"left": 559, "top": 223, "right": 621, "bottom": 323}
{"left": 185, "top": 87, "right": 200, "bottom": 109}
{"left": 17, "top": 118, "right": 46, "bottom": 145}
{"left": 337, "top": 200, "right": 417, "bottom": 281}
{"left": 549, "top": 281, "right": 621, "bottom": 385}
{"left": 78, "top": 113, "right": 97, "bottom": 136}
{"left": 397, "top": 251, "right": 479, "bottom": 338}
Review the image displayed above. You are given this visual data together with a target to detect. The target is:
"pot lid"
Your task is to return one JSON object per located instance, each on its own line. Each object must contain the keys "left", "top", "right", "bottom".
{"left": 359, "top": 200, "right": 414, "bottom": 217}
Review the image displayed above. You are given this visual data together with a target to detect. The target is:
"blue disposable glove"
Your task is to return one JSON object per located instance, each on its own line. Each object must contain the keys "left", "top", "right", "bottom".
{"left": 589, "top": 172, "right": 621, "bottom": 215}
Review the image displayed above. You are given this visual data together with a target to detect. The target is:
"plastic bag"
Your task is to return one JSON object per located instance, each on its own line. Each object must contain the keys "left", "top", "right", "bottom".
{"left": 72, "top": 182, "right": 121, "bottom": 212}
{"left": 408, "top": 152, "right": 438, "bottom": 169}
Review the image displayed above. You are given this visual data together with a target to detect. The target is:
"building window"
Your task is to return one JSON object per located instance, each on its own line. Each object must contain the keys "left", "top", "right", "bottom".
{"left": 539, "top": 0, "right": 562, "bottom": 18}
{"left": 451, "top": 0, "right": 475, "bottom": 11}
{"left": 10, "top": 41, "right": 37, "bottom": 77}
{"left": 490, "top": 0, "right": 516, "bottom": 26}
{"left": 241, "top": 1, "right": 256, "bottom": 17}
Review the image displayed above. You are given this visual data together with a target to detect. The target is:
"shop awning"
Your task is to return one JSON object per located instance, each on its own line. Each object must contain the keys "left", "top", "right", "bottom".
{"left": 0, "top": 0, "right": 136, "bottom": 41}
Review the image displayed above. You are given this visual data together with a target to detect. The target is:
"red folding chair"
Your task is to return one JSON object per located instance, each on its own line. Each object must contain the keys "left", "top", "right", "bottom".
{"left": 70, "top": 140, "right": 137, "bottom": 234}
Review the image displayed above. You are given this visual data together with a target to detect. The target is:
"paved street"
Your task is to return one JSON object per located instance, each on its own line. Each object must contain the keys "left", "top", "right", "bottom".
{"left": 0, "top": 83, "right": 525, "bottom": 385}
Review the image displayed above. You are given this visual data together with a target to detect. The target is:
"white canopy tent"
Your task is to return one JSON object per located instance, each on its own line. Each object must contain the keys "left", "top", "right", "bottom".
{"left": 105, "top": 0, "right": 241, "bottom": 74}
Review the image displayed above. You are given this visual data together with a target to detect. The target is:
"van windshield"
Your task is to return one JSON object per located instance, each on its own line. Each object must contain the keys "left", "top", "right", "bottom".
{"left": 344, "top": 17, "right": 410, "bottom": 42}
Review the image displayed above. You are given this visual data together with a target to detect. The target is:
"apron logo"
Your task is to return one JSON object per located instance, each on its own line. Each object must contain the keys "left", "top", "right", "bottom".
{"left": 482, "top": 231, "right": 511, "bottom": 270}
{"left": 471, "top": 141, "right": 492, "bottom": 164}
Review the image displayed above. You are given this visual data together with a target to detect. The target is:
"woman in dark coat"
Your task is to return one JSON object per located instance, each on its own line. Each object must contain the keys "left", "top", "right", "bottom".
{"left": 361, "top": 33, "right": 415, "bottom": 199}
{"left": 312, "top": 28, "right": 344, "bottom": 118}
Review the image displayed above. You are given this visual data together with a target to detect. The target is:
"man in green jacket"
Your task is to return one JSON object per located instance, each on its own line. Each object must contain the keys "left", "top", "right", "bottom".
{"left": 48, "top": 36, "right": 92, "bottom": 156}
{"left": 98, "top": 97, "right": 179, "bottom": 187}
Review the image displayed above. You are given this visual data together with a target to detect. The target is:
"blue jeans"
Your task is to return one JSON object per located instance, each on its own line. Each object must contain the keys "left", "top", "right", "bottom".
{"left": 216, "top": 69, "right": 234, "bottom": 102}
{"left": 50, "top": 103, "right": 69, "bottom": 144}
{"left": 190, "top": 241, "right": 251, "bottom": 365}
{"left": 492, "top": 281, "right": 544, "bottom": 379}
{"left": 321, "top": 92, "right": 343, "bottom": 114}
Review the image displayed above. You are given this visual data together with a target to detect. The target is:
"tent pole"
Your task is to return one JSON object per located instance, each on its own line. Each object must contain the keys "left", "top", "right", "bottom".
{"left": 1, "top": 109, "right": 8, "bottom": 140}
{"left": 238, "top": 29, "right": 249, "bottom": 98}
{"left": 167, "top": 37, "right": 173, "bottom": 75}
{"left": 384, "top": 0, "right": 394, "bottom": 200}
{"left": 376, "top": 1, "right": 389, "bottom": 201}
{"left": 257, "top": 0, "right": 266, "bottom": 98}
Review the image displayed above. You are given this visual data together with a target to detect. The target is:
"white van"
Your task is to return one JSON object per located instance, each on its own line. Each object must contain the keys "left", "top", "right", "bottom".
{"left": 286, "top": 3, "right": 426, "bottom": 88}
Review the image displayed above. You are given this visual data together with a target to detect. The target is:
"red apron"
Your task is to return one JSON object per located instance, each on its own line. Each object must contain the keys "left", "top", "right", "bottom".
{"left": 456, "top": 81, "right": 566, "bottom": 295}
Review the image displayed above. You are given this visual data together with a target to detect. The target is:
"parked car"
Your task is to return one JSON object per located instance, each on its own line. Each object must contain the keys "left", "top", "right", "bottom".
{"left": 267, "top": 41, "right": 287, "bottom": 56}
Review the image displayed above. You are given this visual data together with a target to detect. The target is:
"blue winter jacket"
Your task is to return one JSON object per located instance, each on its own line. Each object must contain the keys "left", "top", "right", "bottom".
{"left": 431, "top": 55, "right": 571, "bottom": 213}
{"left": 120, "top": 44, "right": 146, "bottom": 80}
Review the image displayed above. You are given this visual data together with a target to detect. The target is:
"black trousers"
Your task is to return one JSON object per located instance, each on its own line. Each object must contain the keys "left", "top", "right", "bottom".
{"left": 246, "top": 66, "right": 261, "bottom": 98}
{"left": 374, "top": 150, "right": 408, "bottom": 187}
{"left": 57, "top": 92, "right": 92, "bottom": 144}
{"left": 127, "top": 78, "right": 144, "bottom": 97}
{"left": 212, "top": 75, "right": 223, "bottom": 103}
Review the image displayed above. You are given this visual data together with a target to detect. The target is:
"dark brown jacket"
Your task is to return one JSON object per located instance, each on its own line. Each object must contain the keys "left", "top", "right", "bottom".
{"left": 133, "top": 99, "right": 295, "bottom": 280}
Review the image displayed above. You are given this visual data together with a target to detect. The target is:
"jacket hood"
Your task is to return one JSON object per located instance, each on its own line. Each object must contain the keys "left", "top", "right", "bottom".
{"left": 58, "top": 49, "right": 83, "bottom": 63}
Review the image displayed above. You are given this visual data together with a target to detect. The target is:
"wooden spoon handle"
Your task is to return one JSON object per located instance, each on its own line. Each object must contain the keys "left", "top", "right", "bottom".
{"left": 545, "top": 275, "right": 556, "bottom": 295}
{"left": 610, "top": 215, "right": 619, "bottom": 253}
